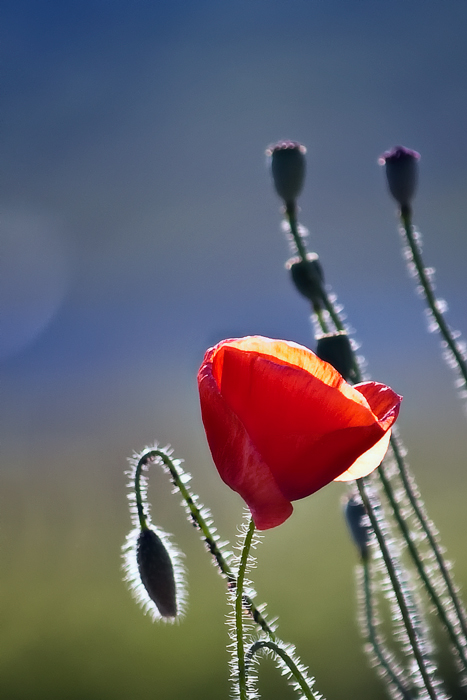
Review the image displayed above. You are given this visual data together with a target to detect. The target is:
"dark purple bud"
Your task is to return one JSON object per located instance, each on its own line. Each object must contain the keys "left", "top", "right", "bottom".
{"left": 344, "top": 496, "right": 371, "bottom": 560}
{"left": 267, "top": 141, "right": 306, "bottom": 204}
{"left": 137, "top": 528, "right": 177, "bottom": 618}
{"left": 286, "top": 253, "right": 324, "bottom": 307}
{"left": 316, "top": 332, "right": 354, "bottom": 382}
{"left": 379, "top": 146, "right": 420, "bottom": 208}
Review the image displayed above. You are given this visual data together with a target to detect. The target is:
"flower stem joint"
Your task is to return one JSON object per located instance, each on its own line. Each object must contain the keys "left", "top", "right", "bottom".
{"left": 344, "top": 496, "right": 372, "bottom": 560}
{"left": 198, "top": 336, "right": 401, "bottom": 530}
{"left": 379, "top": 145, "right": 420, "bottom": 215}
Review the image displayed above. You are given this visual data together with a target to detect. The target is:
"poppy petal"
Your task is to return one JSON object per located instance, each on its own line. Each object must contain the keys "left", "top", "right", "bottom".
{"left": 198, "top": 336, "right": 402, "bottom": 529}
{"left": 334, "top": 429, "right": 392, "bottom": 482}
{"left": 198, "top": 356, "right": 293, "bottom": 529}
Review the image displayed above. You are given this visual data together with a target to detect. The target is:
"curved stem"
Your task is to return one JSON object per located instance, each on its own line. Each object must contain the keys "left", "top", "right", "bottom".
{"left": 245, "top": 640, "right": 318, "bottom": 700}
{"left": 400, "top": 207, "right": 467, "bottom": 386}
{"left": 358, "top": 481, "right": 440, "bottom": 700}
{"left": 236, "top": 518, "right": 256, "bottom": 700}
{"left": 136, "top": 449, "right": 276, "bottom": 640}
{"left": 134, "top": 457, "right": 149, "bottom": 530}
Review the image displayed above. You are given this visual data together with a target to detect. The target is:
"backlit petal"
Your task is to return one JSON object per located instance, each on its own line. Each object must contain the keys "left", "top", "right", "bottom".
{"left": 198, "top": 336, "right": 401, "bottom": 529}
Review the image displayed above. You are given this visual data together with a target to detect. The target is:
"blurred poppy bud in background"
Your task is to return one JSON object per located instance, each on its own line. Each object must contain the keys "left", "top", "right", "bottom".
{"left": 286, "top": 253, "right": 325, "bottom": 307}
{"left": 344, "top": 496, "right": 372, "bottom": 560}
{"left": 316, "top": 331, "right": 354, "bottom": 382}
{"left": 267, "top": 141, "right": 307, "bottom": 205}
{"left": 379, "top": 146, "right": 420, "bottom": 210}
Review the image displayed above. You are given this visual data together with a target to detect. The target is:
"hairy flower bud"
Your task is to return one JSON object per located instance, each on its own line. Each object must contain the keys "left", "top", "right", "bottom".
{"left": 379, "top": 146, "right": 420, "bottom": 209}
{"left": 286, "top": 253, "right": 324, "bottom": 307}
{"left": 344, "top": 496, "right": 371, "bottom": 560}
{"left": 316, "top": 332, "right": 354, "bottom": 382}
{"left": 267, "top": 141, "right": 306, "bottom": 204}
{"left": 137, "top": 528, "right": 178, "bottom": 618}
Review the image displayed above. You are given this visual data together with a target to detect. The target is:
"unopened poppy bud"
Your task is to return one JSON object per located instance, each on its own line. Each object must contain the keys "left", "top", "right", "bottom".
{"left": 344, "top": 496, "right": 371, "bottom": 560}
{"left": 267, "top": 141, "right": 306, "bottom": 205}
{"left": 286, "top": 253, "right": 324, "bottom": 306}
{"left": 379, "top": 146, "right": 420, "bottom": 209}
{"left": 137, "top": 528, "right": 178, "bottom": 618}
{"left": 316, "top": 332, "right": 354, "bottom": 382}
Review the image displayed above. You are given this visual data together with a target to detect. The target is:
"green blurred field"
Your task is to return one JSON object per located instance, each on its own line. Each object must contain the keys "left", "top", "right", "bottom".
{"left": 1, "top": 396, "right": 467, "bottom": 700}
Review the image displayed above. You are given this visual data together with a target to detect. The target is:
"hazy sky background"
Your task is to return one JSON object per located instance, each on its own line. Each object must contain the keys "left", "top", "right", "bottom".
{"left": 1, "top": 2, "right": 467, "bottom": 698}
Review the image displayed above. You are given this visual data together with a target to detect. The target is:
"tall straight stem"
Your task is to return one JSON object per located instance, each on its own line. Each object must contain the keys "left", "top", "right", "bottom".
{"left": 236, "top": 519, "right": 256, "bottom": 700}
{"left": 358, "top": 481, "right": 440, "bottom": 700}
{"left": 400, "top": 207, "right": 467, "bottom": 386}
{"left": 285, "top": 207, "right": 467, "bottom": 667}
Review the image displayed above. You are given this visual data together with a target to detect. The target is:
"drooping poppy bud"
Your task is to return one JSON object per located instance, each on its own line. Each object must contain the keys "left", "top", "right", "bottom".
{"left": 198, "top": 336, "right": 401, "bottom": 530}
{"left": 316, "top": 331, "right": 354, "bottom": 382}
{"left": 136, "top": 528, "right": 178, "bottom": 618}
{"left": 267, "top": 141, "right": 307, "bottom": 205}
{"left": 123, "top": 521, "right": 186, "bottom": 622}
{"left": 344, "top": 496, "right": 372, "bottom": 560}
{"left": 379, "top": 146, "right": 420, "bottom": 209}
{"left": 286, "top": 253, "right": 325, "bottom": 307}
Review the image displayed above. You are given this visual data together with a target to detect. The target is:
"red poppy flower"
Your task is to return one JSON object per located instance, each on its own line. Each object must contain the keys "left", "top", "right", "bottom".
{"left": 197, "top": 336, "right": 401, "bottom": 530}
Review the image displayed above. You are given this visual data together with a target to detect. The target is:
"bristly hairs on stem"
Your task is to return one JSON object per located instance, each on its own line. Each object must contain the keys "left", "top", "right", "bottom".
{"left": 123, "top": 445, "right": 277, "bottom": 638}
{"left": 398, "top": 205, "right": 467, "bottom": 405}
{"left": 227, "top": 513, "right": 322, "bottom": 700}
{"left": 358, "top": 480, "right": 446, "bottom": 700}
{"left": 123, "top": 446, "right": 187, "bottom": 622}
{"left": 358, "top": 558, "right": 413, "bottom": 700}
{"left": 244, "top": 640, "right": 322, "bottom": 700}
{"left": 228, "top": 514, "right": 262, "bottom": 700}
{"left": 377, "top": 435, "right": 467, "bottom": 679}
{"left": 346, "top": 494, "right": 417, "bottom": 700}
{"left": 277, "top": 167, "right": 467, "bottom": 687}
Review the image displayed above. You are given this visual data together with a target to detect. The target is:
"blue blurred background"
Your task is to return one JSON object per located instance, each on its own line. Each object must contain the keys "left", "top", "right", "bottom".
{"left": 1, "top": 1, "right": 467, "bottom": 698}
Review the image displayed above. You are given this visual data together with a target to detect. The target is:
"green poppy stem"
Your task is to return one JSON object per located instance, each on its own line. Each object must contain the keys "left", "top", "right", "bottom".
{"left": 134, "top": 454, "right": 149, "bottom": 531}
{"left": 387, "top": 435, "right": 467, "bottom": 667}
{"left": 357, "top": 481, "right": 441, "bottom": 700}
{"left": 283, "top": 207, "right": 467, "bottom": 676}
{"left": 134, "top": 449, "right": 276, "bottom": 640}
{"left": 245, "top": 640, "right": 319, "bottom": 700}
{"left": 285, "top": 202, "right": 309, "bottom": 262}
{"left": 236, "top": 518, "right": 256, "bottom": 700}
{"left": 360, "top": 558, "right": 413, "bottom": 700}
{"left": 399, "top": 207, "right": 467, "bottom": 388}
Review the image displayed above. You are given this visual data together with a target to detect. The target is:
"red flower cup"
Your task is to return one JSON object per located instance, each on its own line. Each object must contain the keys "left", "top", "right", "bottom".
{"left": 198, "top": 336, "right": 402, "bottom": 530}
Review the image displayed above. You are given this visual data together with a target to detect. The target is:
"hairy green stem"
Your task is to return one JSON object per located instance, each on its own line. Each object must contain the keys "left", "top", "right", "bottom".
{"left": 135, "top": 449, "right": 275, "bottom": 639}
{"left": 361, "top": 559, "right": 413, "bottom": 700}
{"left": 400, "top": 207, "right": 467, "bottom": 386}
{"left": 284, "top": 207, "right": 467, "bottom": 671}
{"left": 388, "top": 437, "right": 467, "bottom": 661}
{"left": 236, "top": 519, "right": 256, "bottom": 700}
{"left": 286, "top": 202, "right": 309, "bottom": 262}
{"left": 358, "top": 481, "right": 440, "bottom": 700}
{"left": 281, "top": 210, "right": 441, "bottom": 694}
{"left": 134, "top": 457, "right": 149, "bottom": 530}
{"left": 245, "top": 640, "right": 318, "bottom": 700}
